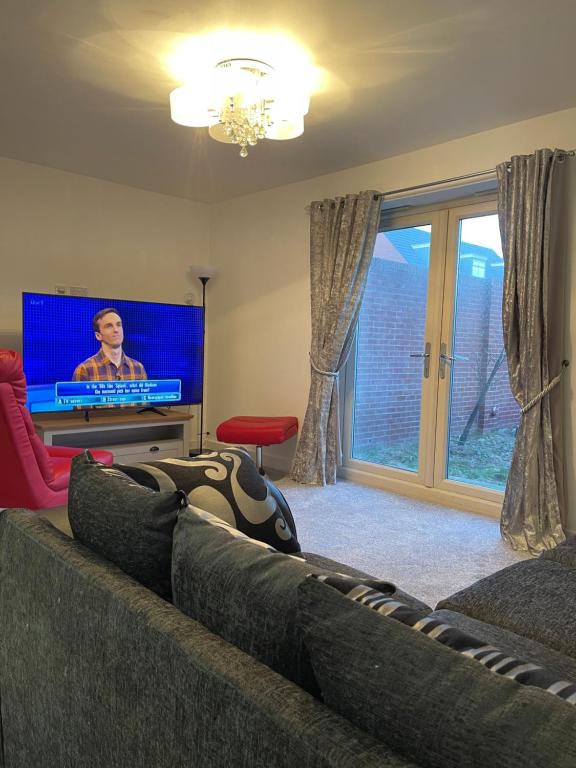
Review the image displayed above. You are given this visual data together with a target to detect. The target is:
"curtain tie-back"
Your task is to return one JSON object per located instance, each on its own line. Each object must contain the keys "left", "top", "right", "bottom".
{"left": 520, "top": 360, "right": 570, "bottom": 414}
{"left": 309, "top": 354, "right": 338, "bottom": 377}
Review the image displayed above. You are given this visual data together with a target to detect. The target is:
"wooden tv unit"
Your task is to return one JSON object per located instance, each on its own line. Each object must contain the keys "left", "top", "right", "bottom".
{"left": 33, "top": 409, "right": 194, "bottom": 463}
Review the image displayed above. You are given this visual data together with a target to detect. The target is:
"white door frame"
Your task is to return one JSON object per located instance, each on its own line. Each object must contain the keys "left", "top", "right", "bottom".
{"left": 342, "top": 196, "right": 505, "bottom": 518}
{"left": 433, "top": 199, "right": 505, "bottom": 506}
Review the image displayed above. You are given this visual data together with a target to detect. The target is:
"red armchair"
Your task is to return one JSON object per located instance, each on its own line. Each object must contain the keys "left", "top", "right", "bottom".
{"left": 0, "top": 349, "right": 113, "bottom": 510}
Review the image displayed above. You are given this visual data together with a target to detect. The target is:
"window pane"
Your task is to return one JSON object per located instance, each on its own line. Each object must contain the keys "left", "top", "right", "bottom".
{"left": 446, "top": 214, "right": 519, "bottom": 490}
{"left": 352, "top": 225, "right": 430, "bottom": 472}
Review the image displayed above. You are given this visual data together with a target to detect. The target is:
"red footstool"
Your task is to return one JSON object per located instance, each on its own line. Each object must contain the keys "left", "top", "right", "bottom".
{"left": 216, "top": 416, "right": 299, "bottom": 475}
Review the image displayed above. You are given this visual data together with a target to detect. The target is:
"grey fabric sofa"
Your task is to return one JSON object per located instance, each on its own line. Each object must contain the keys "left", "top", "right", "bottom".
{"left": 2, "top": 507, "right": 576, "bottom": 767}
{"left": 0, "top": 509, "right": 417, "bottom": 768}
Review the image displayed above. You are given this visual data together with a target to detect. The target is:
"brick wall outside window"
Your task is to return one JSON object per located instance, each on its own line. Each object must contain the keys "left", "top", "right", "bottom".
{"left": 353, "top": 259, "right": 519, "bottom": 452}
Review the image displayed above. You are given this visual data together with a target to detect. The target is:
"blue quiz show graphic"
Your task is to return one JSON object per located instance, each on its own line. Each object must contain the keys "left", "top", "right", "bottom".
{"left": 55, "top": 380, "right": 182, "bottom": 407}
{"left": 22, "top": 292, "right": 204, "bottom": 413}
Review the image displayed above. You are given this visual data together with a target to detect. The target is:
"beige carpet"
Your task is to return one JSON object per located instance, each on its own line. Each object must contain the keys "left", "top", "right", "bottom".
{"left": 38, "top": 477, "right": 530, "bottom": 609}
{"left": 276, "top": 477, "right": 531, "bottom": 609}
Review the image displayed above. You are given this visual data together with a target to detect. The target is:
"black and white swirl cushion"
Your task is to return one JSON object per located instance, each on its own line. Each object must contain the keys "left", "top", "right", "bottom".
{"left": 115, "top": 447, "right": 300, "bottom": 553}
{"left": 315, "top": 573, "right": 576, "bottom": 704}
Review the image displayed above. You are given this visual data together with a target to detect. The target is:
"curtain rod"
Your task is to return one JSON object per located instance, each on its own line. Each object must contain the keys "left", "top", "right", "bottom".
{"left": 380, "top": 149, "right": 575, "bottom": 200}
{"left": 379, "top": 167, "right": 495, "bottom": 200}
{"left": 307, "top": 150, "right": 576, "bottom": 210}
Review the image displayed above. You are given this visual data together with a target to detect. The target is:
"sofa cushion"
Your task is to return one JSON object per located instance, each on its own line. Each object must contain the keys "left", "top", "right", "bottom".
{"left": 432, "top": 609, "right": 576, "bottom": 682}
{"left": 68, "top": 451, "right": 187, "bottom": 600}
{"left": 298, "top": 576, "right": 576, "bottom": 768}
{"left": 115, "top": 447, "right": 300, "bottom": 553}
{"left": 540, "top": 536, "right": 576, "bottom": 568}
{"left": 436, "top": 558, "right": 576, "bottom": 659}
{"left": 171, "top": 506, "right": 428, "bottom": 694}
{"left": 318, "top": 575, "right": 576, "bottom": 699}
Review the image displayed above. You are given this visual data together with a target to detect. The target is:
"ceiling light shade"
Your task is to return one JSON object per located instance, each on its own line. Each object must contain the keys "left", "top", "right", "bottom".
{"left": 265, "top": 74, "right": 310, "bottom": 116}
{"left": 266, "top": 115, "right": 304, "bottom": 141}
{"left": 170, "top": 85, "right": 217, "bottom": 128}
{"left": 169, "top": 56, "right": 310, "bottom": 157}
{"left": 213, "top": 59, "right": 270, "bottom": 106}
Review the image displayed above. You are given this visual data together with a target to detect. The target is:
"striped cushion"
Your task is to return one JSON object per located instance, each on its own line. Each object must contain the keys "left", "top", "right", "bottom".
{"left": 316, "top": 573, "right": 576, "bottom": 704}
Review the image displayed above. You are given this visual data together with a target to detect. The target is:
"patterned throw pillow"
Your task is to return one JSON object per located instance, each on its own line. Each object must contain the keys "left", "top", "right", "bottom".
{"left": 115, "top": 448, "right": 300, "bottom": 553}
{"left": 68, "top": 451, "right": 187, "bottom": 600}
{"left": 316, "top": 573, "right": 576, "bottom": 704}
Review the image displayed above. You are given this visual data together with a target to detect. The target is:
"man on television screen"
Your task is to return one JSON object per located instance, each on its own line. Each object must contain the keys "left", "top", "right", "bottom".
{"left": 72, "top": 308, "right": 147, "bottom": 382}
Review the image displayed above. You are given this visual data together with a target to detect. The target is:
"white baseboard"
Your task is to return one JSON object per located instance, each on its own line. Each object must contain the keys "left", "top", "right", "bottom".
{"left": 201, "top": 441, "right": 576, "bottom": 538}
{"left": 339, "top": 465, "right": 502, "bottom": 519}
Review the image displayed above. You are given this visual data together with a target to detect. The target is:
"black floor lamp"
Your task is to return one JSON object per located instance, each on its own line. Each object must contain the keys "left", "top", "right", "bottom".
{"left": 189, "top": 265, "right": 216, "bottom": 454}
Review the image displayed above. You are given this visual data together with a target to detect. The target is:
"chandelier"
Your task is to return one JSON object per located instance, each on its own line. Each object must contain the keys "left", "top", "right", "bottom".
{"left": 169, "top": 58, "right": 309, "bottom": 157}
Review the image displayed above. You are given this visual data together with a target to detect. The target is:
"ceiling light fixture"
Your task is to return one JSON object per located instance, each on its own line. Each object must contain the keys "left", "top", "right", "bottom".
{"left": 169, "top": 57, "right": 309, "bottom": 157}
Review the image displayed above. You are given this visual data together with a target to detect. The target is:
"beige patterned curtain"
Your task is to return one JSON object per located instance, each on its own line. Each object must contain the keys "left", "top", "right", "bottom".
{"left": 497, "top": 148, "right": 570, "bottom": 553}
{"left": 291, "top": 190, "right": 381, "bottom": 485}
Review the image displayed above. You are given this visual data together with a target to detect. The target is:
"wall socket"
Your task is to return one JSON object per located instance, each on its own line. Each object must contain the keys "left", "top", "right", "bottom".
{"left": 54, "top": 285, "right": 88, "bottom": 296}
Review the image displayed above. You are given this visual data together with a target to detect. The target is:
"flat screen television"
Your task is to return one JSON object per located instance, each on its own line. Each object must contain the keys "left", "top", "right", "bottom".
{"left": 22, "top": 292, "right": 204, "bottom": 414}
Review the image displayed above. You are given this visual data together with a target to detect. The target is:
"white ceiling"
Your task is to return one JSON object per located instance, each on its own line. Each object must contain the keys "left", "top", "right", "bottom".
{"left": 2, "top": 0, "right": 575, "bottom": 204}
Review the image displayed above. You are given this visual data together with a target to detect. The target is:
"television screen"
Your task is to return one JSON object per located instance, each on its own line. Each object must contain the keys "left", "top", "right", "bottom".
{"left": 22, "top": 292, "right": 203, "bottom": 413}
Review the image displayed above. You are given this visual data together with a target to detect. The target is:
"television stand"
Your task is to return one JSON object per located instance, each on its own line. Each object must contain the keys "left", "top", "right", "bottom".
{"left": 137, "top": 406, "right": 166, "bottom": 416}
{"left": 34, "top": 410, "right": 194, "bottom": 463}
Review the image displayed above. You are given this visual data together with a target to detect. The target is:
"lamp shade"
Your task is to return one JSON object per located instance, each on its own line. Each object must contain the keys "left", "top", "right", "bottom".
{"left": 189, "top": 265, "right": 217, "bottom": 280}
{"left": 265, "top": 74, "right": 310, "bottom": 116}
{"left": 267, "top": 114, "right": 304, "bottom": 140}
{"left": 170, "top": 85, "right": 217, "bottom": 128}
{"left": 168, "top": 54, "right": 311, "bottom": 156}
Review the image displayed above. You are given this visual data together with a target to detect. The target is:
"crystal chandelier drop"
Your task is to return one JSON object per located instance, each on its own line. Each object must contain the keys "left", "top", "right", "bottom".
{"left": 214, "top": 59, "right": 272, "bottom": 157}
{"left": 169, "top": 58, "right": 309, "bottom": 157}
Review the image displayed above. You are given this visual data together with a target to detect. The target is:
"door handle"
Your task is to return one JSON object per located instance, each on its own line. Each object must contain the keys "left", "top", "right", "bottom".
{"left": 439, "top": 342, "right": 450, "bottom": 378}
{"left": 409, "top": 341, "right": 431, "bottom": 378}
{"left": 439, "top": 342, "right": 467, "bottom": 378}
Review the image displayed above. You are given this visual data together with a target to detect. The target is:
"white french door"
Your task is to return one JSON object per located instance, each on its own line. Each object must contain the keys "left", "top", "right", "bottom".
{"left": 343, "top": 198, "right": 520, "bottom": 514}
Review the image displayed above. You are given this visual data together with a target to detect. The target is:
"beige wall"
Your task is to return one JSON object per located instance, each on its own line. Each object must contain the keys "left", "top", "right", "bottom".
{"left": 208, "top": 106, "right": 576, "bottom": 529}
{"left": 3, "top": 107, "right": 576, "bottom": 531}
{"left": 0, "top": 157, "right": 210, "bottom": 353}
{"left": 0, "top": 158, "right": 210, "bottom": 449}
